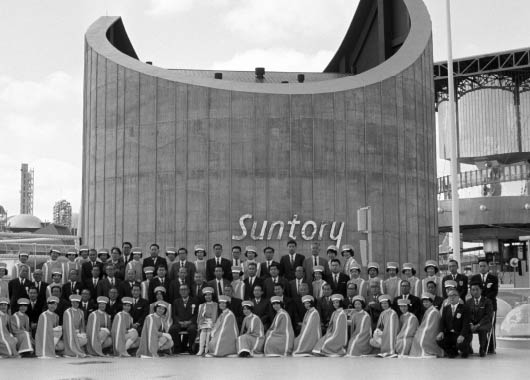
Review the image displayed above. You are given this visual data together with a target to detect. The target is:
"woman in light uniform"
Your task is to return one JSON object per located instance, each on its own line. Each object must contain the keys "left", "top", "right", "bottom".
{"left": 9, "top": 298, "right": 34, "bottom": 356}
{"left": 111, "top": 297, "right": 139, "bottom": 357}
{"left": 237, "top": 300, "right": 265, "bottom": 357}
{"left": 35, "top": 296, "right": 64, "bottom": 358}
{"left": 292, "top": 295, "right": 321, "bottom": 357}
{"left": 395, "top": 298, "right": 419, "bottom": 356}
{"left": 410, "top": 293, "right": 442, "bottom": 358}
{"left": 374, "top": 294, "right": 399, "bottom": 358}
{"left": 402, "top": 263, "right": 420, "bottom": 297}
{"left": 207, "top": 295, "right": 238, "bottom": 357}
{"left": 86, "top": 296, "right": 112, "bottom": 356}
{"left": 264, "top": 296, "right": 294, "bottom": 357}
{"left": 346, "top": 295, "right": 372, "bottom": 356}
{"left": 62, "top": 294, "right": 87, "bottom": 357}
{"left": 312, "top": 294, "right": 348, "bottom": 357}
{"left": 136, "top": 300, "right": 174, "bottom": 358}
{"left": 196, "top": 287, "right": 218, "bottom": 356}
{"left": 311, "top": 266, "right": 327, "bottom": 299}
{"left": 0, "top": 297, "right": 18, "bottom": 357}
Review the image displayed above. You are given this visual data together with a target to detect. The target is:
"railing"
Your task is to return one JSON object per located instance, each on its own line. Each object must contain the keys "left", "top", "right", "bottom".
{"left": 437, "top": 163, "right": 530, "bottom": 195}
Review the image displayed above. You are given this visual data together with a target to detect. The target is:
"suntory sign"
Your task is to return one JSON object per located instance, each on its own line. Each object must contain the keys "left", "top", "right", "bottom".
{"left": 232, "top": 214, "right": 344, "bottom": 247}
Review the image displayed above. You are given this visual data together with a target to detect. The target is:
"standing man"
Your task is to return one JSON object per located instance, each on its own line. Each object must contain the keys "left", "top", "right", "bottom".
{"left": 288, "top": 266, "right": 312, "bottom": 299}
{"left": 62, "top": 269, "right": 83, "bottom": 300}
{"left": 207, "top": 266, "right": 231, "bottom": 301}
{"left": 231, "top": 246, "right": 243, "bottom": 269}
{"left": 31, "top": 269, "right": 48, "bottom": 305}
{"left": 169, "top": 248, "right": 196, "bottom": 285}
{"left": 436, "top": 289, "right": 471, "bottom": 358}
{"left": 442, "top": 259, "right": 468, "bottom": 300}
{"left": 148, "top": 266, "right": 171, "bottom": 303}
{"left": 392, "top": 280, "right": 422, "bottom": 320}
{"left": 466, "top": 281, "right": 494, "bottom": 357}
{"left": 328, "top": 259, "right": 349, "bottom": 297}
{"left": 206, "top": 243, "right": 232, "bottom": 281}
{"left": 122, "top": 242, "right": 133, "bottom": 263}
{"left": 259, "top": 247, "right": 280, "bottom": 280}
{"left": 8, "top": 264, "right": 33, "bottom": 310}
{"left": 262, "top": 263, "right": 289, "bottom": 299}
{"left": 142, "top": 243, "right": 168, "bottom": 274}
{"left": 303, "top": 242, "right": 329, "bottom": 284}
{"left": 81, "top": 249, "right": 103, "bottom": 284}
{"left": 279, "top": 240, "right": 305, "bottom": 281}
{"left": 243, "top": 262, "right": 263, "bottom": 300}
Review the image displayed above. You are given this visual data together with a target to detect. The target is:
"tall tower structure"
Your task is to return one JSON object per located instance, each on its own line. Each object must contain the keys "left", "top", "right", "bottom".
{"left": 53, "top": 199, "right": 72, "bottom": 228}
{"left": 20, "top": 163, "right": 34, "bottom": 215}
{"left": 0, "top": 205, "right": 7, "bottom": 232}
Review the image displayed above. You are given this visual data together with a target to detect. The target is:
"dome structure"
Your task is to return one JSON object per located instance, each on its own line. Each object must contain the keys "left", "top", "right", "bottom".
{"left": 500, "top": 304, "right": 530, "bottom": 337}
{"left": 6, "top": 214, "right": 43, "bottom": 232}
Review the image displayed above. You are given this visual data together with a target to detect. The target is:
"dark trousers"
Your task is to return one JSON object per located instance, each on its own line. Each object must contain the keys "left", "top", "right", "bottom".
{"left": 472, "top": 330, "right": 489, "bottom": 354}
{"left": 168, "top": 323, "right": 197, "bottom": 353}
{"left": 437, "top": 332, "right": 471, "bottom": 357}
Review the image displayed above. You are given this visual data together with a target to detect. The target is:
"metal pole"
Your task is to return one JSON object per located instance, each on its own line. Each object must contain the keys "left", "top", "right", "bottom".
{"left": 446, "top": 0, "right": 461, "bottom": 266}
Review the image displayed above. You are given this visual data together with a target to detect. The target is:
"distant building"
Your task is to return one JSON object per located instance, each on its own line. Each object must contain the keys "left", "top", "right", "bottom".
{"left": 0, "top": 206, "right": 7, "bottom": 232}
{"left": 20, "top": 163, "right": 34, "bottom": 215}
{"left": 53, "top": 199, "right": 72, "bottom": 228}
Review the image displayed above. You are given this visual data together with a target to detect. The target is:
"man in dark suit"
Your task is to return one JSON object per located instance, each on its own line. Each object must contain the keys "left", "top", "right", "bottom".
{"left": 427, "top": 281, "right": 444, "bottom": 310}
{"left": 366, "top": 280, "right": 383, "bottom": 330}
{"left": 207, "top": 266, "right": 231, "bottom": 301}
{"left": 328, "top": 259, "right": 349, "bottom": 297}
{"left": 168, "top": 266, "right": 192, "bottom": 302}
{"left": 142, "top": 243, "right": 168, "bottom": 275}
{"left": 466, "top": 281, "right": 494, "bottom": 357}
{"left": 97, "top": 264, "right": 122, "bottom": 297}
{"left": 251, "top": 285, "right": 273, "bottom": 331}
{"left": 436, "top": 288, "right": 471, "bottom": 358}
{"left": 105, "top": 287, "right": 122, "bottom": 320}
{"left": 288, "top": 266, "right": 312, "bottom": 299}
{"left": 122, "top": 242, "right": 133, "bottom": 263}
{"left": 81, "top": 249, "right": 104, "bottom": 283}
{"left": 262, "top": 263, "right": 289, "bottom": 299}
{"left": 191, "top": 272, "right": 207, "bottom": 303}
{"left": 317, "top": 283, "right": 334, "bottom": 333}
{"left": 224, "top": 284, "right": 244, "bottom": 328}
{"left": 279, "top": 240, "right": 305, "bottom": 281}
{"left": 63, "top": 268, "right": 83, "bottom": 300}
{"left": 26, "top": 287, "right": 43, "bottom": 336}
{"left": 259, "top": 246, "right": 280, "bottom": 280}
{"left": 206, "top": 243, "right": 232, "bottom": 281}
{"left": 49, "top": 286, "right": 69, "bottom": 324}
{"left": 79, "top": 288, "right": 97, "bottom": 322}
{"left": 147, "top": 266, "right": 171, "bottom": 303}
{"left": 130, "top": 284, "right": 150, "bottom": 334}
{"left": 83, "top": 266, "right": 102, "bottom": 301}
{"left": 168, "top": 284, "right": 198, "bottom": 354}
{"left": 169, "top": 247, "right": 196, "bottom": 285}
{"left": 442, "top": 259, "right": 468, "bottom": 300}
{"left": 243, "top": 262, "right": 263, "bottom": 300}
{"left": 392, "top": 280, "right": 422, "bottom": 319}
{"left": 292, "top": 282, "right": 311, "bottom": 334}
{"left": 302, "top": 241, "right": 330, "bottom": 283}
{"left": 8, "top": 264, "right": 33, "bottom": 310}
{"left": 118, "top": 269, "right": 140, "bottom": 298}
{"left": 31, "top": 269, "right": 48, "bottom": 305}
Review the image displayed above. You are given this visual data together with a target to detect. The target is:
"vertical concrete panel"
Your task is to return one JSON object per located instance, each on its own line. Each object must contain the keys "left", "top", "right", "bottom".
{"left": 395, "top": 73, "right": 408, "bottom": 264}
{"left": 88, "top": 50, "right": 98, "bottom": 247}
{"left": 115, "top": 66, "right": 125, "bottom": 245}
{"left": 333, "top": 92, "right": 347, "bottom": 252}
{"left": 208, "top": 89, "right": 231, "bottom": 254}
{"left": 174, "top": 84, "right": 188, "bottom": 248}
{"left": 82, "top": 46, "right": 92, "bottom": 244}
{"left": 426, "top": 43, "right": 438, "bottom": 258}
{"left": 138, "top": 74, "right": 157, "bottom": 246}
{"left": 156, "top": 79, "right": 176, "bottom": 248}
{"left": 94, "top": 54, "right": 107, "bottom": 248}
{"left": 123, "top": 69, "right": 140, "bottom": 245}
{"left": 187, "top": 85, "right": 209, "bottom": 251}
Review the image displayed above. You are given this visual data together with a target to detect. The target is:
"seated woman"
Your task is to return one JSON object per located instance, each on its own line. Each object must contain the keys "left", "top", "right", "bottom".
{"left": 207, "top": 295, "right": 238, "bottom": 357}
{"left": 292, "top": 295, "right": 321, "bottom": 357}
{"left": 237, "top": 300, "right": 265, "bottom": 357}
{"left": 196, "top": 287, "right": 218, "bottom": 356}
{"left": 312, "top": 294, "right": 348, "bottom": 357}
{"left": 63, "top": 294, "right": 88, "bottom": 358}
{"left": 374, "top": 294, "right": 399, "bottom": 358}
{"left": 410, "top": 293, "right": 442, "bottom": 358}
{"left": 346, "top": 295, "right": 372, "bottom": 356}
{"left": 0, "top": 297, "right": 18, "bottom": 357}
{"left": 10, "top": 298, "right": 34, "bottom": 356}
{"left": 311, "top": 266, "right": 327, "bottom": 299}
{"left": 86, "top": 296, "right": 113, "bottom": 356}
{"left": 149, "top": 286, "right": 172, "bottom": 332}
{"left": 395, "top": 298, "right": 419, "bottom": 356}
{"left": 137, "top": 300, "right": 174, "bottom": 358}
{"left": 35, "top": 296, "right": 64, "bottom": 358}
{"left": 112, "top": 297, "right": 139, "bottom": 357}
{"left": 264, "top": 296, "right": 294, "bottom": 357}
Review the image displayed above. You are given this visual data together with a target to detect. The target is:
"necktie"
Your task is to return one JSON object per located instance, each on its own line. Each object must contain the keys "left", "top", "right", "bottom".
{"left": 250, "top": 277, "right": 253, "bottom": 286}
{"left": 290, "top": 255, "right": 294, "bottom": 265}
{"left": 218, "top": 281, "right": 223, "bottom": 295}
{"left": 110, "top": 278, "right": 114, "bottom": 286}
{"left": 314, "top": 257, "right": 317, "bottom": 266}
{"left": 235, "top": 259, "right": 239, "bottom": 266}
{"left": 83, "top": 302, "right": 87, "bottom": 309}
{"left": 334, "top": 274, "right": 338, "bottom": 285}
{"left": 267, "top": 261, "right": 271, "bottom": 270}
{"left": 482, "top": 274, "right": 486, "bottom": 285}
{"left": 475, "top": 299, "right": 479, "bottom": 306}
{"left": 93, "top": 278, "right": 97, "bottom": 286}
{"left": 31, "top": 302, "right": 35, "bottom": 308}
{"left": 181, "top": 261, "right": 185, "bottom": 268}
{"left": 453, "top": 275, "right": 456, "bottom": 281}
{"left": 452, "top": 305, "right": 456, "bottom": 316}
{"left": 217, "top": 258, "right": 221, "bottom": 266}
{"left": 133, "top": 299, "right": 137, "bottom": 306}
{"left": 72, "top": 283, "right": 74, "bottom": 293}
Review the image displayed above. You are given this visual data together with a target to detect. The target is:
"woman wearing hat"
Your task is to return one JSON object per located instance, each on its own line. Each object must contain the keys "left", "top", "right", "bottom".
{"left": 401, "top": 263, "right": 420, "bottom": 297}
{"left": 383, "top": 262, "right": 400, "bottom": 301}
{"left": 125, "top": 248, "right": 144, "bottom": 283}
{"left": 410, "top": 293, "right": 443, "bottom": 357}
{"left": 206, "top": 295, "right": 238, "bottom": 357}
{"left": 341, "top": 245, "right": 358, "bottom": 276}
{"left": 366, "top": 262, "right": 384, "bottom": 300}
{"left": 0, "top": 297, "right": 18, "bottom": 357}
{"left": 149, "top": 286, "right": 172, "bottom": 332}
{"left": 311, "top": 265, "right": 328, "bottom": 299}
{"left": 264, "top": 296, "right": 294, "bottom": 357}
{"left": 394, "top": 298, "right": 419, "bottom": 356}
{"left": 292, "top": 295, "right": 321, "bottom": 357}
{"left": 63, "top": 294, "right": 88, "bottom": 357}
{"left": 111, "top": 297, "right": 139, "bottom": 357}
{"left": 9, "top": 298, "right": 34, "bottom": 356}
{"left": 231, "top": 266, "right": 245, "bottom": 300}
{"left": 420, "top": 260, "right": 443, "bottom": 297}
{"left": 312, "top": 294, "right": 348, "bottom": 357}
{"left": 141, "top": 266, "right": 155, "bottom": 300}
{"left": 137, "top": 301, "right": 174, "bottom": 357}
{"left": 86, "top": 296, "right": 113, "bottom": 356}
{"left": 373, "top": 294, "right": 399, "bottom": 358}
{"left": 196, "top": 287, "right": 218, "bottom": 356}
{"left": 193, "top": 245, "right": 207, "bottom": 279}
{"left": 347, "top": 263, "right": 367, "bottom": 298}
{"left": 42, "top": 249, "right": 63, "bottom": 284}
{"left": 46, "top": 269, "right": 64, "bottom": 299}
{"left": 63, "top": 249, "right": 80, "bottom": 282}
{"left": 346, "top": 295, "right": 372, "bottom": 356}
{"left": 35, "top": 296, "right": 64, "bottom": 358}
{"left": 242, "top": 246, "right": 261, "bottom": 279}
{"left": 237, "top": 300, "right": 265, "bottom": 357}
{"left": 12, "top": 251, "right": 32, "bottom": 279}
{"left": 0, "top": 263, "right": 9, "bottom": 299}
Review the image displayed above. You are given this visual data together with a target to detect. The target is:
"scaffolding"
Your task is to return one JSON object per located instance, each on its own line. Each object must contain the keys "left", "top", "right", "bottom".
{"left": 20, "top": 163, "right": 34, "bottom": 215}
{"left": 53, "top": 199, "right": 72, "bottom": 228}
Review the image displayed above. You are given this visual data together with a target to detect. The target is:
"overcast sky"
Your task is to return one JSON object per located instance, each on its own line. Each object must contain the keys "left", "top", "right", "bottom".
{"left": 1, "top": 0, "right": 529, "bottom": 222}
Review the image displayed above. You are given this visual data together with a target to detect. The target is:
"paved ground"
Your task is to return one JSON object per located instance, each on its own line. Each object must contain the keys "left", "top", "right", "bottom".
{"left": 0, "top": 348, "right": 526, "bottom": 380}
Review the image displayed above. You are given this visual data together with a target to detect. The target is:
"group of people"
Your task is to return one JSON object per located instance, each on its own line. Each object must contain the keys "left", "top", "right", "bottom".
{"left": 0, "top": 240, "right": 498, "bottom": 359}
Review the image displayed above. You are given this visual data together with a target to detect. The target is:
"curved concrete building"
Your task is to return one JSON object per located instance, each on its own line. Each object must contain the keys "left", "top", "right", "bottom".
{"left": 81, "top": 0, "right": 437, "bottom": 267}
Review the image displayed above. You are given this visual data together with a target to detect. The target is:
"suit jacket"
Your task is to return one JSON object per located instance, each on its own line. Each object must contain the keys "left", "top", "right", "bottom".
{"left": 259, "top": 260, "right": 281, "bottom": 280}
{"left": 262, "top": 276, "right": 290, "bottom": 299}
{"left": 466, "top": 297, "right": 494, "bottom": 331}
{"left": 171, "top": 296, "right": 199, "bottom": 325}
{"left": 169, "top": 261, "right": 196, "bottom": 285}
{"left": 279, "top": 253, "right": 305, "bottom": 281}
{"left": 243, "top": 276, "right": 264, "bottom": 300}
{"left": 147, "top": 277, "right": 171, "bottom": 303}
{"left": 392, "top": 293, "right": 422, "bottom": 320}
{"left": 142, "top": 256, "right": 168, "bottom": 275}
{"left": 470, "top": 273, "right": 498, "bottom": 310}
{"left": 442, "top": 273, "right": 468, "bottom": 300}
{"left": 206, "top": 257, "right": 233, "bottom": 282}
{"left": 328, "top": 272, "right": 349, "bottom": 297}
{"left": 105, "top": 300, "right": 122, "bottom": 320}
{"left": 317, "top": 295, "right": 335, "bottom": 327}
{"left": 207, "top": 278, "right": 232, "bottom": 301}
{"left": 168, "top": 278, "right": 192, "bottom": 303}
{"left": 81, "top": 260, "right": 104, "bottom": 283}
{"left": 62, "top": 281, "right": 83, "bottom": 300}
{"left": 129, "top": 297, "right": 150, "bottom": 329}
{"left": 32, "top": 281, "right": 48, "bottom": 305}
{"left": 190, "top": 282, "right": 207, "bottom": 303}
{"left": 252, "top": 298, "right": 273, "bottom": 329}
{"left": 97, "top": 277, "right": 122, "bottom": 298}
{"left": 228, "top": 297, "right": 244, "bottom": 328}
{"left": 82, "top": 278, "right": 101, "bottom": 301}
{"left": 440, "top": 303, "right": 471, "bottom": 337}
{"left": 117, "top": 280, "right": 141, "bottom": 299}
{"left": 8, "top": 278, "right": 33, "bottom": 309}
{"left": 80, "top": 300, "right": 97, "bottom": 322}
{"left": 288, "top": 278, "right": 312, "bottom": 299}
{"left": 107, "top": 259, "right": 126, "bottom": 280}
{"left": 26, "top": 299, "right": 44, "bottom": 324}
{"left": 302, "top": 256, "right": 330, "bottom": 282}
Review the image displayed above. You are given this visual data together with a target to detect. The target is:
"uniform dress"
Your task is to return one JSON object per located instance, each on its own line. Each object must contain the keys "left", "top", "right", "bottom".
{"left": 207, "top": 308, "right": 239, "bottom": 357}
{"left": 264, "top": 309, "right": 294, "bottom": 357}
{"left": 376, "top": 307, "right": 399, "bottom": 357}
{"left": 10, "top": 311, "right": 34, "bottom": 354}
{"left": 231, "top": 280, "right": 245, "bottom": 300}
{"left": 410, "top": 305, "right": 442, "bottom": 357}
{"left": 407, "top": 276, "right": 421, "bottom": 297}
{"left": 149, "top": 302, "right": 172, "bottom": 332}
{"left": 237, "top": 313, "right": 265, "bottom": 356}
{"left": 0, "top": 279, "right": 9, "bottom": 299}
{"left": 86, "top": 310, "right": 112, "bottom": 356}
{"left": 111, "top": 310, "right": 138, "bottom": 356}
{"left": 348, "top": 278, "right": 368, "bottom": 298}
{"left": 63, "top": 261, "right": 80, "bottom": 280}
{"left": 197, "top": 302, "right": 218, "bottom": 331}
{"left": 312, "top": 308, "right": 348, "bottom": 357}
{"left": 12, "top": 262, "right": 32, "bottom": 279}
{"left": 125, "top": 260, "right": 144, "bottom": 283}
{"left": 383, "top": 277, "right": 400, "bottom": 301}
{"left": 419, "top": 276, "right": 442, "bottom": 297}
{"left": 194, "top": 260, "right": 207, "bottom": 279}
{"left": 0, "top": 309, "right": 18, "bottom": 357}
{"left": 141, "top": 280, "right": 150, "bottom": 301}
{"left": 292, "top": 307, "right": 321, "bottom": 356}
{"left": 312, "top": 279, "right": 328, "bottom": 299}
{"left": 62, "top": 307, "right": 87, "bottom": 357}
{"left": 395, "top": 312, "right": 419, "bottom": 355}
{"left": 136, "top": 313, "right": 172, "bottom": 357}
{"left": 366, "top": 277, "right": 385, "bottom": 299}
{"left": 42, "top": 260, "right": 65, "bottom": 284}
{"left": 346, "top": 309, "right": 372, "bottom": 356}
{"left": 35, "top": 310, "right": 62, "bottom": 358}
{"left": 45, "top": 281, "right": 63, "bottom": 299}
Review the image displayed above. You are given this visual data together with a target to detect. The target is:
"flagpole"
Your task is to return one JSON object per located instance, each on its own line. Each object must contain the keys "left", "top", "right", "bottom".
{"left": 446, "top": 0, "right": 461, "bottom": 266}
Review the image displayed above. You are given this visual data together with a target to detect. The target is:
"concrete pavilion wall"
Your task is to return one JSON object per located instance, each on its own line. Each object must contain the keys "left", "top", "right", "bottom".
{"left": 81, "top": 1, "right": 438, "bottom": 268}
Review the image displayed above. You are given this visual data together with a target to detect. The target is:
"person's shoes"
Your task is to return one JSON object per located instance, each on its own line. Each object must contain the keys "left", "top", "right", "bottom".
{"left": 461, "top": 353, "right": 468, "bottom": 359}
{"left": 447, "top": 353, "right": 456, "bottom": 359}
{"left": 479, "top": 350, "right": 486, "bottom": 357}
